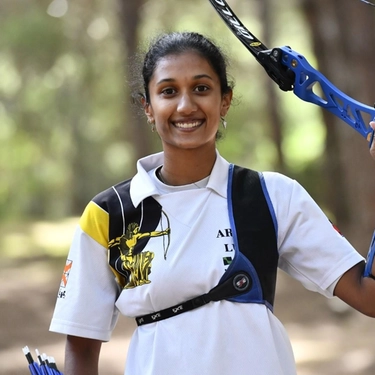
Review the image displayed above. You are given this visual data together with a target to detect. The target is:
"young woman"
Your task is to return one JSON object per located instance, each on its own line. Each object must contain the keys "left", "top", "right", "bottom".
{"left": 50, "top": 31, "right": 375, "bottom": 375}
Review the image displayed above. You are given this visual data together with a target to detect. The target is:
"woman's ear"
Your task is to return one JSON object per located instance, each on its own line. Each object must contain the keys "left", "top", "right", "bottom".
{"left": 220, "top": 90, "right": 233, "bottom": 117}
{"left": 141, "top": 97, "right": 154, "bottom": 124}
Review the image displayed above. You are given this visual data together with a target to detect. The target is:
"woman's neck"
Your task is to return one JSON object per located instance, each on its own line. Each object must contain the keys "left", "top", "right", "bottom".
{"left": 160, "top": 147, "right": 217, "bottom": 186}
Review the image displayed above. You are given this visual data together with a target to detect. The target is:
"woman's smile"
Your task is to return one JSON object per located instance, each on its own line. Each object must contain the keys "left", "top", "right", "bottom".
{"left": 173, "top": 119, "right": 204, "bottom": 129}
{"left": 144, "top": 51, "right": 232, "bottom": 152}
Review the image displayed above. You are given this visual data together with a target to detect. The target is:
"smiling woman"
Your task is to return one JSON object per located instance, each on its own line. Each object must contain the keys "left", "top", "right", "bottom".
{"left": 49, "top": 31, "right": 375, "bottom": 375}
{"left": 142, "top": 52, "right": 232, "bottom": 185}
{"left": 138, "top": 32, "right": 233, "bottom": 186}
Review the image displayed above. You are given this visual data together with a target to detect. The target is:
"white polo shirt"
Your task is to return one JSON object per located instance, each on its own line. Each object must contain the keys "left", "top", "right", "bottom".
{"left": 50, "top": 151, "right": 363, "bottom": 375}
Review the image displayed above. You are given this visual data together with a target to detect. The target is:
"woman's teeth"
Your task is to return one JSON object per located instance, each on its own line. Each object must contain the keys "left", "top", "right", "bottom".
{"left": 174, "top": 121, "right": 201, "bottom": 129}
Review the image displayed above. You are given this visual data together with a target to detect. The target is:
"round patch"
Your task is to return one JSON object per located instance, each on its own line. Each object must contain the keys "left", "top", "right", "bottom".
{"left": 232, "top": 273, "right": 252, "bottom": 292}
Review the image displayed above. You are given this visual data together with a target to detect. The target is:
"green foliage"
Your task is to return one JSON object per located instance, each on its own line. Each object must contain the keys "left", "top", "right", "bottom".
{"left": 0, "top": 0, "right": 325, "bottom": 222}
{"left": 0, "top": 0, "right": 127, "bottom": 220}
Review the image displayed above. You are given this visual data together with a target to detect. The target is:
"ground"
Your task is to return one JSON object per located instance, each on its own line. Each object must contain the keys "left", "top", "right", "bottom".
{"left": 1, "top": 219, "right": 375, "bottom": 375}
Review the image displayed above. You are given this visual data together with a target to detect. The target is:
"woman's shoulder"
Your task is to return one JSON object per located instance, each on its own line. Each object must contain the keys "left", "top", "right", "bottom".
{"left": 261, "top": 170, "right": 318, "bottom": 213}
{"left": 80, "top": 177, "right": 134, "bottom": 214}
{"left": 261, "top": 170, "right": 297, "bottom": 189}
{"left": 260, "top": 170, "right": 310, "bottom": 203}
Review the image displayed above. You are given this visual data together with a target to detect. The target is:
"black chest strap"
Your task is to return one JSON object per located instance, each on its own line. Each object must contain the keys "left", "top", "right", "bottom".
{"left": 136, "top": 271, "right": 252, "bottom": 326}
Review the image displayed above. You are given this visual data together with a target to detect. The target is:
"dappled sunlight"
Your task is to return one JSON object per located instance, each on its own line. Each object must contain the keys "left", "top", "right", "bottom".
{"left": 87, "top": 18, "right": 110, "bottom": 40}
{"left": 0, "top": 218, "right": 78, "bottom": 259}
{"left": 31, "top": 218, "right": 77, "bottom": 256}
{"left": 292, "top": 339, "right": 375, "bottom": 374}
{"left": 286, "top": 319, "right": 375, "bottom": 374}
{"left": 342, "top": 349, "right": 375, "bottom": 373}
{"left": 47, "top": 0, "right": 68, "bottom": 18}
{"left": 292, "top": 338, "right": 338, "bottom": 364}
{"left": 287, "top": 321, "right": 341, "bottom": 365}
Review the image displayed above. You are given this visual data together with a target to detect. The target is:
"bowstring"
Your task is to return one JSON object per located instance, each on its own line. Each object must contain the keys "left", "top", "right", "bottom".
{"left": 161, "top": 210, "right": 170, "bottom": 260}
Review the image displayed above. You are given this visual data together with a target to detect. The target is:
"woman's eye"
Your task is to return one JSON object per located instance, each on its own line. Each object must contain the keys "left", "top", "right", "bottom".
{"left": 195, "top": 85, "right": 209, "bottom": 92}
{"left": 161, "top": 88, "right": 175, "bottom": 95}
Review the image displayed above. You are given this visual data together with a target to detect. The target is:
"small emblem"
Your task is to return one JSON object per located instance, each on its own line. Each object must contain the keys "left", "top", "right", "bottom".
{"left": 233, "top": 273, "right": 251, "bottom": 291}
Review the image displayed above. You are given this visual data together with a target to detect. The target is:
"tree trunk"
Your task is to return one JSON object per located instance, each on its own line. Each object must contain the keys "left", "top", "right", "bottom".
{"left": 117, "top": 0, "right": 155, "bottom": 170}
{"left": 259, "top": 0, "right": 286, "bottom": 174}
{"left": 301, "top": 0, "right": 375, "bottom": 253}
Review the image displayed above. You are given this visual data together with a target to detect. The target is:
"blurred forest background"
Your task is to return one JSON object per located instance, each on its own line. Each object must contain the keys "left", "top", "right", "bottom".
{"left": 2, "top": 0, "right": 375, "bottom": 374}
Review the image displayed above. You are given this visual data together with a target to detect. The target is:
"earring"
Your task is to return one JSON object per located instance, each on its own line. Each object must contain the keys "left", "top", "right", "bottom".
{"left": 221, "top": 116, "right": 227, "bottom": 129}
{"left": 147, "top": 118, "right": 155, "bottom": 132}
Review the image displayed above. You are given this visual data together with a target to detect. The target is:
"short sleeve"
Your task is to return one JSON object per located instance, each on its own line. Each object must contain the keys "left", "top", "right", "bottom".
{"left": 49, "top": 202, "right": 120, "bottom": 341}
{"left": 263, "top": 172, "right": 364, "bottom": 297}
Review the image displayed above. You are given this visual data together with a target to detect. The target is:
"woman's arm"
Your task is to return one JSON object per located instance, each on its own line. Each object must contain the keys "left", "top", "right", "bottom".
{"left": 64, "top": 335, "right": 102, "bottom": 375}
{"left": 334, "top": 261, "right": 375, "bottom": 317}
{"left": 334, "top": 122, "right": 375, "bottom": 316}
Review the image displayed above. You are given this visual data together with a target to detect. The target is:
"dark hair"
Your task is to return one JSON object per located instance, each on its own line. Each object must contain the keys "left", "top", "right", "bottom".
{"left": 140, "top": 31, "right": 233, "bottom": 103}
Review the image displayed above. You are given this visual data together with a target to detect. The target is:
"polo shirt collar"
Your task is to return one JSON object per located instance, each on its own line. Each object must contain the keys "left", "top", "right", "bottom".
{"left": 130, "top": 150, "right": 229, "bottom": 207}
{"left": 206, "top": 150, "right": 229, "bottom": 198}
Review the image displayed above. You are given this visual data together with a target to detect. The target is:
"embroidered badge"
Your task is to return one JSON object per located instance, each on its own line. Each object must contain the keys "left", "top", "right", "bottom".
{"left": 57, "top": 259, "right": 73, "bottom": 299}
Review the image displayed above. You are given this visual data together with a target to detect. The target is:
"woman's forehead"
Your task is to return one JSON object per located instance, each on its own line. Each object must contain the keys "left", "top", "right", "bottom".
{"left": 151, "top": 52, "right": 218, "bottom": 82}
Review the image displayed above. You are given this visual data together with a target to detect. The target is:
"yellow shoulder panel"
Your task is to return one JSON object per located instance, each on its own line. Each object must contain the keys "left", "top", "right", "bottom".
{"left": 79, "top": 201, "right": 109, "bottom": 248}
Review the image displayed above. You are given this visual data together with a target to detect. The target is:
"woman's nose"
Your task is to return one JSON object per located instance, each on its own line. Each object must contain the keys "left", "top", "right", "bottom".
{"left": 177, "top": 92, "right": 197, "bottom": 114}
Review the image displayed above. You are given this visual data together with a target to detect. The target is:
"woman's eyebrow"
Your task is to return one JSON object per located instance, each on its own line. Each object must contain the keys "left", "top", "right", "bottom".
{"left": 193, "top": 74, "right": 214, "bottom": 81}
{"left": 156, "top": 74, "right": 214, "bottom": 86}
{"left": 156, "top": 78, "right": 175, "bottom": 85}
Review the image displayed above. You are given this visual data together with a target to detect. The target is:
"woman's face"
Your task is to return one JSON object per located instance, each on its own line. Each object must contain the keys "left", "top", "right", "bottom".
{"left": 144, "top": 51, "right": 232, "bottom": 153}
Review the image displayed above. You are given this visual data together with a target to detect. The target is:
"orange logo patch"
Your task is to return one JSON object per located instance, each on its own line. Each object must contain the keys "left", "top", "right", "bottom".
{"left": 60, "top": 259, "right": 73, "bottom": 288}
